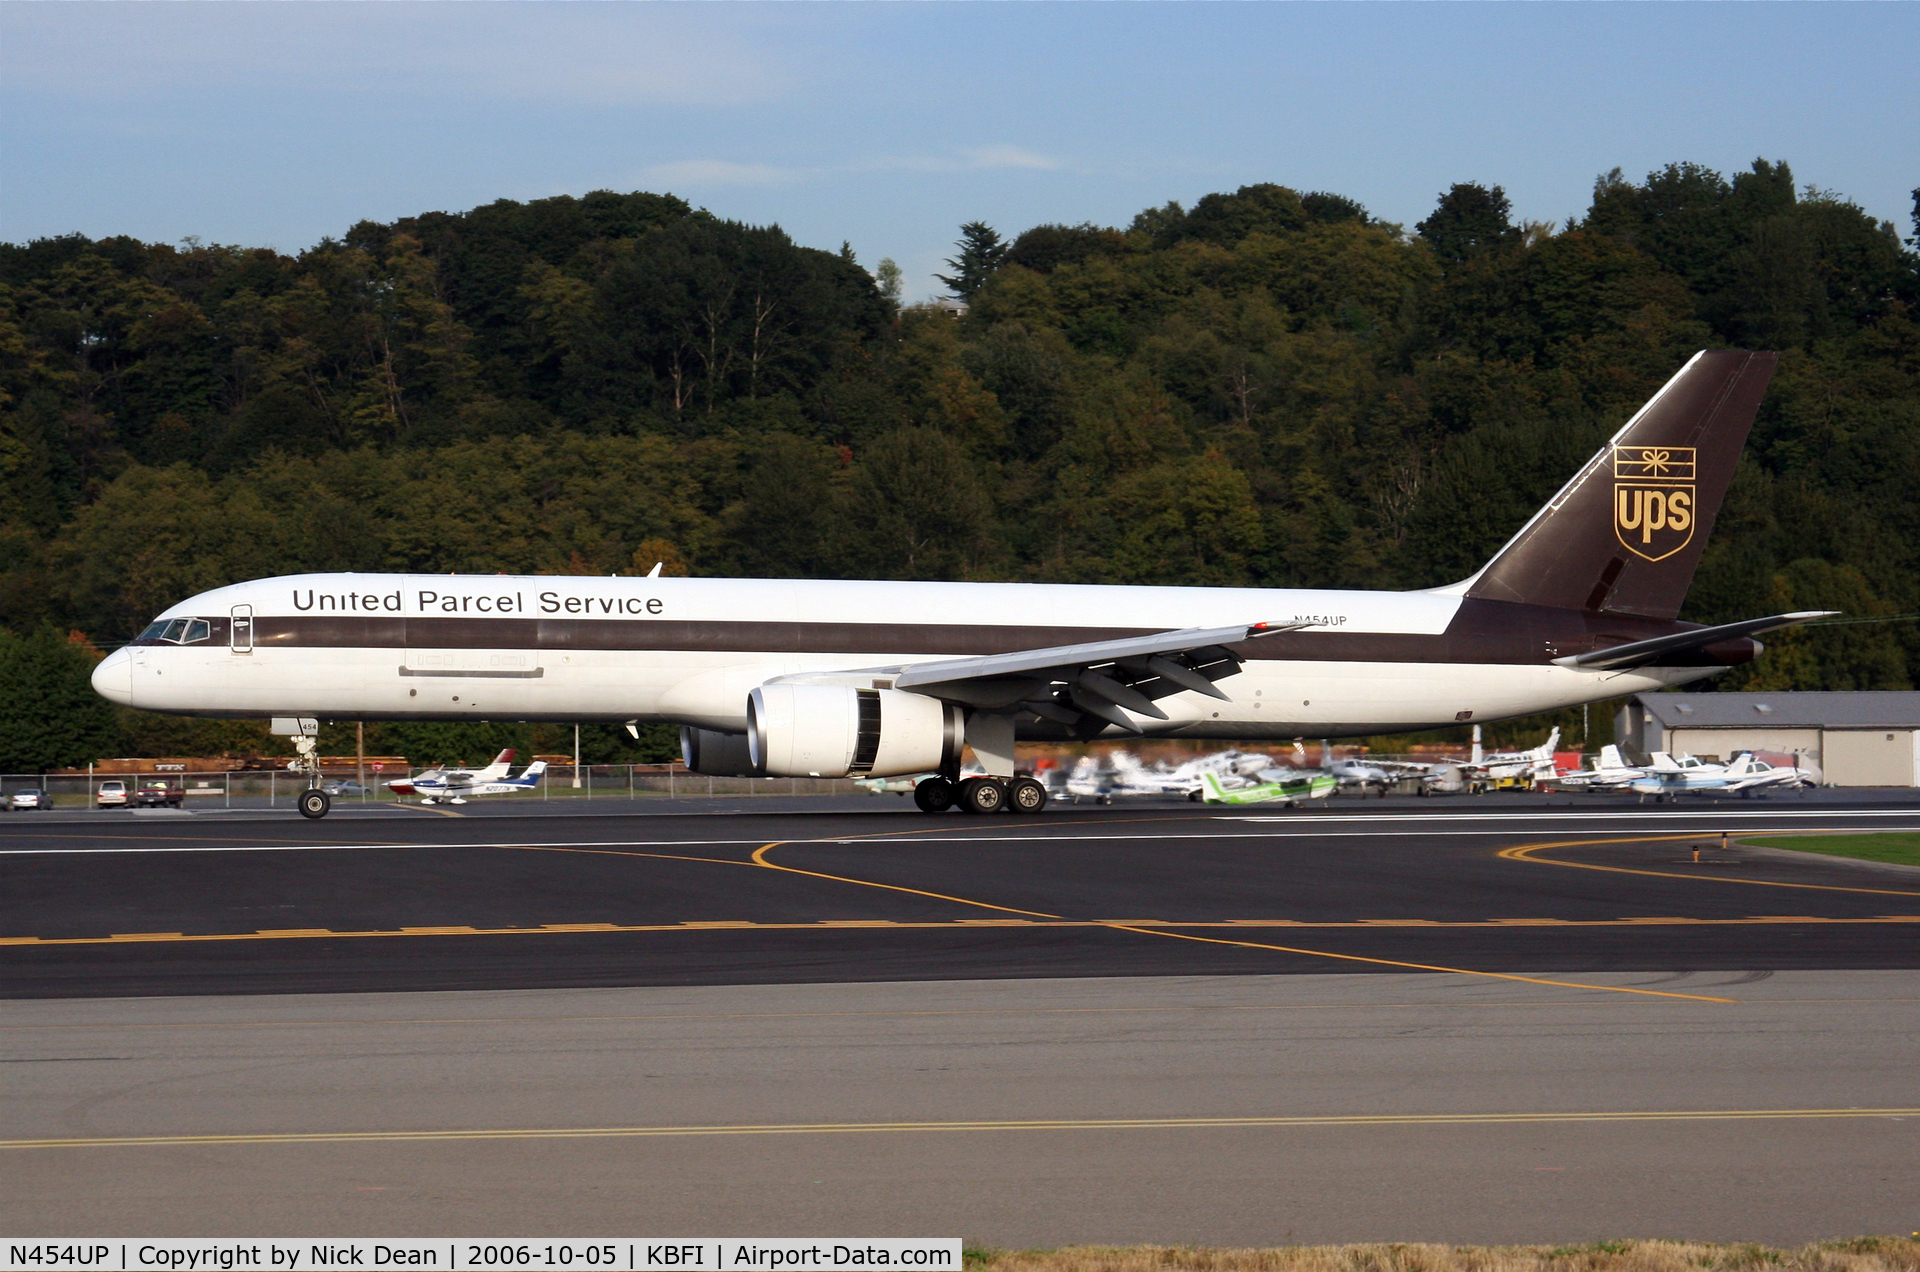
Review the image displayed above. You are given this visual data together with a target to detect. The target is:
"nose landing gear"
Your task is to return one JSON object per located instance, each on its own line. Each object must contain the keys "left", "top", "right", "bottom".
{"left": 289, "top": 729, "right": 330, "bottom": 819}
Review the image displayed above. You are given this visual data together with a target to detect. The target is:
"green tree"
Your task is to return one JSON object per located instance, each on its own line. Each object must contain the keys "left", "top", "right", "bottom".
{"left": 49, "top": 462, "right": 285, "bottom": 640}
{"left": 935, "top": 222, "right": 1008, "bottom": 302}
{"left": 874, "top": 258, "right": 903, "bottom": 311}
{"left": 835, "top": 427, "right": 994, "bottom": 579}
{"left": 0, "top": 628, "right": 121, "bottom": 770}
{"left": 1417, "top": 183, "right": 1522, "bottom": 265}
{"left": 1102, "top": 452, "right": 1265, "bottom": 586}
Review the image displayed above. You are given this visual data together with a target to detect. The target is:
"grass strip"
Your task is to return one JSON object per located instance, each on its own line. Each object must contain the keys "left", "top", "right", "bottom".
{"left": 962, "top": 1238, "right": 1920, "bottom": 1272}
{"left": 1743, "top": 832, "right": 1920, "bottom": 868}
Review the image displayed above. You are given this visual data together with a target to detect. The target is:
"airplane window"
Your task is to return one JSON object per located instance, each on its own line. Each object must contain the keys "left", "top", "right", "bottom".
{"left": 183, "top": 619, "right": 211, "bottom": 643}
{"left": 138, "top": 620, "right": 171, "bottom": 641}
{"left": 160, "top": 619, "right": 189, "bottom": 643}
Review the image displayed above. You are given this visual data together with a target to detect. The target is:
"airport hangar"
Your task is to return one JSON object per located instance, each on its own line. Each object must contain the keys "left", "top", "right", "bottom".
{"left": 1615, "top": 689, "right": 1920, "bottom": 786}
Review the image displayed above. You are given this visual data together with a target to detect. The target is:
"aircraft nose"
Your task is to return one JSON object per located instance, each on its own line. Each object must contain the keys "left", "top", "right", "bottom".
{"left": 92, "top": 647, "right": 134, "bottom": 706}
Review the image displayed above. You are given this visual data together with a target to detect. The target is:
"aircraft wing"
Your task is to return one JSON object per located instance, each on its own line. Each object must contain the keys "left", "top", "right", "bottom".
{"left": 1552, "top": 611, "right": 1837, "bottom": 671}
{"left": 888, "top": 621, "right": 1310, "bottom": 732}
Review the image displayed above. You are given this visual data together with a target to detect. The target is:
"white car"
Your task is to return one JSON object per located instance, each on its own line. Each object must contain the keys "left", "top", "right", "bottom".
{"left": 8, "top": 788, "right": 45, "bottom": 810}
{"left": 96, "top": 780, "right": 128, "bottom": 807}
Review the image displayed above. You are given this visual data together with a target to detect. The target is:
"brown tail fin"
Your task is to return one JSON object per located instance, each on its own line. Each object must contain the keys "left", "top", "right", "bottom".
{"left": 1463, "top": 350, "right": 1777, "bottom": 620}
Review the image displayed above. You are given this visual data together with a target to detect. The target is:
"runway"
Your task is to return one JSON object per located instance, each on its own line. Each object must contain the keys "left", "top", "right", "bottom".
{"left": 4, "top": 795, "right": 1918, "bottom": 1242}
{"left": 3, "top": 795, "right": 1919, "bottom": 998}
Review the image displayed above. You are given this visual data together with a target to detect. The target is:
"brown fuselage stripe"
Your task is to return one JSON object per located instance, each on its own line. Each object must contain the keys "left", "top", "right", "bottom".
{"left": 134, "top": 600, "right": 1751, "bottom": 669}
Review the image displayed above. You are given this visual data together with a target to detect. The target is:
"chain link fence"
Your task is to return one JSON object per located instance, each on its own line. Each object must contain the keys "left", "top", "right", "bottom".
{"left": 0, "top": 766, "right": 865, "bottom": 811}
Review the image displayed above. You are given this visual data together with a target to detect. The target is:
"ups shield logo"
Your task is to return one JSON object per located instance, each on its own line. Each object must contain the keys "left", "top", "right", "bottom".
{"left": 1613, "top": 446, "right": 1696, "bottom": 562}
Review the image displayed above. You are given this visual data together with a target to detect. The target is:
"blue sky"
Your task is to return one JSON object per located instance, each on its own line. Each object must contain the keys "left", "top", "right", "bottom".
{"left": 4, "top": 3, "right": 1915, "bottom": 301}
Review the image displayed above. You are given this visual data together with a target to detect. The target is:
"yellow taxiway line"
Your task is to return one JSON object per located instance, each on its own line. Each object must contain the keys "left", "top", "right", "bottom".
{"left": 5, "top": 914, "right": 1916, "bottom": 948}
{"left": 1498, "top": 835, "right": 1920, "bottom": 897}
{"left": 5, "top": 1107, "right": 1916, "bottom": 1151}
{"left": 746, "top": 835, "right": 1754, "bottom": 1003}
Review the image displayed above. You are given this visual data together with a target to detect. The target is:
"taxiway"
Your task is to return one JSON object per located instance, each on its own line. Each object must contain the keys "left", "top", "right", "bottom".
{"left": 4, "top": 795, "right": 1917, "bottom": 1242}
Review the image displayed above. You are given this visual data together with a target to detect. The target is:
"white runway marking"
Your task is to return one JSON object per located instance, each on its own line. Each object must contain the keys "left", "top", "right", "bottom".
{"left": 3, "top": 808, "right": 1919, "bottom": 855}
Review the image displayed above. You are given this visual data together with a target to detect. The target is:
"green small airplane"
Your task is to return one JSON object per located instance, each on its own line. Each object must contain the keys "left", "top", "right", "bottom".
{"left": 1197, "top": 769, "right": 1337, "bottom": 807}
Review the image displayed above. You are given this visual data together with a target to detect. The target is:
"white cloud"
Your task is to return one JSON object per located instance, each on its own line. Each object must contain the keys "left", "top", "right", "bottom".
{"left": 858, "top": 146, "right": 1066, "bottom": 175}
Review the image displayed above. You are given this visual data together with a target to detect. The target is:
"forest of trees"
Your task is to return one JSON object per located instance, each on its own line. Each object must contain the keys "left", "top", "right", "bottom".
{"left": 2, "top": 161, "right": 1916, "bottom": 767}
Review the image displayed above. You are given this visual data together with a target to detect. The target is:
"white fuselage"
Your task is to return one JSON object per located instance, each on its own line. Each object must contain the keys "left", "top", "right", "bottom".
{"left": 92, "top": 572, "right": 1713, "bottom": 739}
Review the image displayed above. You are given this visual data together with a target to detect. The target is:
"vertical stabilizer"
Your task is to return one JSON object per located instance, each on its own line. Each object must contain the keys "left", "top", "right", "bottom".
{"left": 1464, "top": 350, "right": 1777, "bottom": 619}
{"left": 476, "top": 749, "right": 515, "bottom": 781}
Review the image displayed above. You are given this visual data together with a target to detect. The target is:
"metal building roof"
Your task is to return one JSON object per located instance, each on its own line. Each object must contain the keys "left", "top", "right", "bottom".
{"left": 1634, "top": 691, "right": 1920, "bottom": 730}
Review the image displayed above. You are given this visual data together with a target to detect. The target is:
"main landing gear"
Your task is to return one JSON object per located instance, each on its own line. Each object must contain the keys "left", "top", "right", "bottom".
{"left": 913, "top": 775, "right": 1048, "bottom": 815}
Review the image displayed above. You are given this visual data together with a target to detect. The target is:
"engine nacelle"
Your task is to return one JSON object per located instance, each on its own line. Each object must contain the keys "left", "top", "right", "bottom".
{"left": 748, "top": 685, "right": 964, "bottom": 778}
{"left": 680, "top": 727, "right": 762, "bottom": 777}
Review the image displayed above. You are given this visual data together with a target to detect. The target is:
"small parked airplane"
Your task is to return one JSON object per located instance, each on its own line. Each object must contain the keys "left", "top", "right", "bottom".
{"left": 1462, "top": 728, "right": 1563, "bottom": 788}
{"left": 1547, "top": 744, "right": 1649, "bottom": 791}
{"left": 387, "top": 750, "right": 547, "bottom": 804}
{"left": 1197, "top": 768, "right": 1337, "bottom": 808}
{"left": 1323, "top": 744, "right": 1394, "bottom": 795}
{"left": 1055, "top": 755, "right": 1115, "bottom": 804}
{"left": 1719, "top": 752, "right": 1815, "bottom": 792}
{"left": 1630, "top": 750, "right": 1811, "bottom": 800}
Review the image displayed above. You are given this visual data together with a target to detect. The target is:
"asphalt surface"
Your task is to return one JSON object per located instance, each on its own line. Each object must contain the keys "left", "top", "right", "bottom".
{"left": 3, "top": 792, "right": 1920, "bottom": 998}
{"left": 4, "top": 792, "right": 1918, "bottom": 1242}
{"left": 3, "top": 971, "right": 1917, "bottom": 1243}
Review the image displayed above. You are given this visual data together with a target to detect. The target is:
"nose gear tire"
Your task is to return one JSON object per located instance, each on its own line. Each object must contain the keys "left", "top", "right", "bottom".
{"left": 298, "top": 788, "right": 331, "bottom": 820}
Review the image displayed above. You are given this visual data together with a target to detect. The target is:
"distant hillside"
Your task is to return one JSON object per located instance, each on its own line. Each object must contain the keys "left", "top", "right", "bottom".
{"left": 3, "top": 163, "right": 1917, "bottom": 704}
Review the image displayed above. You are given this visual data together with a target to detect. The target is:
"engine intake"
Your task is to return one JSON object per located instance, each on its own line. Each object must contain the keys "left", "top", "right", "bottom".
{"left": 748, "top": 685, "right": 963, "bottom": 778}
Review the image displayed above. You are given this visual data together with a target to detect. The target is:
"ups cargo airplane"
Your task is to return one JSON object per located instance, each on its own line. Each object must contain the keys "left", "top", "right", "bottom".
{"left": 93, "top": 351, "right": 1829, "bottom": 818}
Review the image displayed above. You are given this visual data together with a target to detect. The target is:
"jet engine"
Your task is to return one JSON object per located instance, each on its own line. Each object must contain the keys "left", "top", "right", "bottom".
{"left": 748, "top": 685, "right": 964, "bottom": 778}
{"left": 680, "top": 727, "right": 761, "bottom": 777}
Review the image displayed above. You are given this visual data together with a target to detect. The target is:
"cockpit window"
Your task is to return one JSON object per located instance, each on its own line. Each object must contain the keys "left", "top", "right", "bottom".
{"left": 138, "top": 618, "right": 208, "bottom": 644}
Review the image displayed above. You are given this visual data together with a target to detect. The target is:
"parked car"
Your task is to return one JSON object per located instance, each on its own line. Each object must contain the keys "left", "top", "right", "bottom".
{"left": 7, "top": 788, "right": 44, "bottom": 811}
{"left": 96, "top": 780, "right": 128, "bottom": 807}
{"left": 130, "top": 780, "right": 184, "bottom": 808}
{"left": 320, "top": 779, "right": 371, "bottom": 797}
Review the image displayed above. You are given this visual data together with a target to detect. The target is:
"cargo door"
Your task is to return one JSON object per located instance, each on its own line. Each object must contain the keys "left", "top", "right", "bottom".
{"left": 403, "top": 577, "right": 542, "bottom": 714}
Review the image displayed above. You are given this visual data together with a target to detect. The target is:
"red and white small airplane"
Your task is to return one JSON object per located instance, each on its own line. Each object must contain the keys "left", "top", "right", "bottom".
{"left": 386, "top": 750, "right": 547, "bottom": 804}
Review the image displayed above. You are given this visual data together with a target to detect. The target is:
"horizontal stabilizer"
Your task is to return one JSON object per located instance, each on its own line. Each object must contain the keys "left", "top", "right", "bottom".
{"left": 1554, "top": 611, "right": 1836, "bottom": 670}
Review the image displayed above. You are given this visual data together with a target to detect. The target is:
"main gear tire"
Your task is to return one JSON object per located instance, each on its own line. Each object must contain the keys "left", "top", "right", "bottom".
{"left": 958, "top": 778, "right": 1005, "bottom": 815}
{"left": 913, "top": 776, "right": 957, "bottom": 813}
{"left": 1006, "top": 776, "right": 1048, "bottom": 814}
